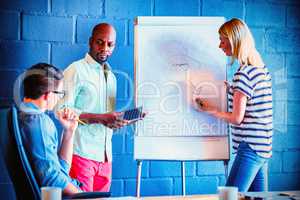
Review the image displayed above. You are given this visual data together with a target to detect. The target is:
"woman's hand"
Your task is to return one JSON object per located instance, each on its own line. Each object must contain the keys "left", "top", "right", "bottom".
{"left": 56, "top": 108, "right": 78, "bottom": 133}
{"left": 224, "top": 81, "right": 231, "bottom": 93}
{"left": 195, "top": 98, "right": 217, "bottom": 114}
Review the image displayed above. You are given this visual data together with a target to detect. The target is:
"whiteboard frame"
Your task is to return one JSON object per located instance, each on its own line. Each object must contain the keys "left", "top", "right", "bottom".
{"left": 134, "top": 136, "right": 229, "bottom": 161}
{"left": 134, "top": 16, "right": 230, "bottom": 161}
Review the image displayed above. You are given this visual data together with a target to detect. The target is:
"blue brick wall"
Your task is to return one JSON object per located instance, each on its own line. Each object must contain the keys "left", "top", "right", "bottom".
{"left": 51, "top": 44, "right": 87, "bottom": 69}
{"left": 0, "top": 0, "right": 299, "bottom": 198}
{"left": 245, "top": 2, "right": 286, "bottom": 27}
{"left": 0, "top": 41, "right": 49, "bottom": 69}
{"left": 202, "top": 0, "right": 244, "bottom": 19}
{"left": 0, "top": 0, "right": 48, "bottom": 12}
{"left": 22, "top": 15, "right": 73, "bottom": 42}
{"left": 154, "top": 0, "right": 199, "bottom": 16}
{"left": 0, "top": 11, "right": 19, "bottom": 40}
{"left": 52, "top": 0, "right": 104, "bottom": 16}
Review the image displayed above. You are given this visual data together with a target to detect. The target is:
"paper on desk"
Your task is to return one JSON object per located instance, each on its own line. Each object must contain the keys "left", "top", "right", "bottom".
{"left": 242, "top": 191, "right": 300, "bottom": 200}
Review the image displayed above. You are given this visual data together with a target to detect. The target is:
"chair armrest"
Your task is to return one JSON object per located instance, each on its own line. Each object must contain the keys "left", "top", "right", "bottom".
{"left": 63, "top": 192, "right": 111, "bottom": 199}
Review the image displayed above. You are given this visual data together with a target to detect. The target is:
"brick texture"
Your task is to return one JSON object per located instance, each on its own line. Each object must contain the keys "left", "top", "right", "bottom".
{"left": 0, "top": 11, "right": 19, "bottom": 40}
{"left": 155, "top": 0, "right": 199, "bottom": 16}
{"left": 22, "top": 15, "right": 73, "bottom": 42}
{"left": 202, "top": 0, "right": 244, "bottom": 20}
{"left": 0, "top": 41, "right": 49, "bottom": 69}
{"left": 0, "top": 0, "right": 300, "bottom": 197}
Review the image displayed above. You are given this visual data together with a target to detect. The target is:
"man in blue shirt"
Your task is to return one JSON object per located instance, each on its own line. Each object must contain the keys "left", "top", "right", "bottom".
{"left": 18, "top": 63, "right": 81, "bottom": 195}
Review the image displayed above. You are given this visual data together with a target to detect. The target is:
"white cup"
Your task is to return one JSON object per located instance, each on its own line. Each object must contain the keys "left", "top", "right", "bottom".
{"left": 41, "top": 187, "right": 62, "bottom": 200}
{"left": 218, "top": 186, "right": 238, "bottom": 200}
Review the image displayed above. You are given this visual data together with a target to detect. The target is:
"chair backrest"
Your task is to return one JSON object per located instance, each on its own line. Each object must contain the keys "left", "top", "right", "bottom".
{"left": 0, "top": 105, "right": 40, "bottom": 200}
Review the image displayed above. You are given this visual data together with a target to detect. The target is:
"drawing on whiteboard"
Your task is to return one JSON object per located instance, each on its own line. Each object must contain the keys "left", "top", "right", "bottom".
{"left": 136, "top": 25, "right": 227, "bottom": 137}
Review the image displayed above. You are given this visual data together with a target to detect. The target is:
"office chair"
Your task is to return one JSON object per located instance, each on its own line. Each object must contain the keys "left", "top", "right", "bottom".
{"left": 0, "top": 105, "right": 111, "bottom": 199}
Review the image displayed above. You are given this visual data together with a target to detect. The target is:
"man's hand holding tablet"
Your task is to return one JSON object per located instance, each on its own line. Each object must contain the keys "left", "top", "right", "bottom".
{"left": 120, "top": 106, "right": 146, "bottom": 123}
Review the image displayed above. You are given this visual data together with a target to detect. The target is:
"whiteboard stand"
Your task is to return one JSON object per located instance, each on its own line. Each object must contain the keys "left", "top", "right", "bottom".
{"left": 224, "top": 160, "right": 229, "bottom": 178}
{"left": 135, "top": 159, "right": 229, "bottom": 197}
{"left": 136, "top": 160, "right": 142, "bottom": 198}
{"left": 181, "top": 161, "right": 186, "bottom": 196}
{"left": 135, "top": 160, "right": 187, "bottom": 197}
{"left": 134, "top": 136, "right": 230, "bottom": 197}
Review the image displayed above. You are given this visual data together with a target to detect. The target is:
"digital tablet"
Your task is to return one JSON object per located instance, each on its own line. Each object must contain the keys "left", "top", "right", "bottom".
{"left": 122, "top": 106, "right": 143, "bottom": 121}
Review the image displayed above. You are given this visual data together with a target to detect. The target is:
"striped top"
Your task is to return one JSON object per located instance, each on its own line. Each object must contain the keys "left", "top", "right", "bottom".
{"left": 228, "top": 65, "right": 273, "bottom": 158}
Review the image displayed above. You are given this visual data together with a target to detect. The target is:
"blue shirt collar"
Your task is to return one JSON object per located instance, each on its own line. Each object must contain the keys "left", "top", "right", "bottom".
{"left": 19, "top": 102, "right": 43, "bottom": 114}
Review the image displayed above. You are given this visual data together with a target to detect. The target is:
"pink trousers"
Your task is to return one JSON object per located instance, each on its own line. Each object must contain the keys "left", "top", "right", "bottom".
{"left": 69, "top": 154, "right": 112, "bottom": 192}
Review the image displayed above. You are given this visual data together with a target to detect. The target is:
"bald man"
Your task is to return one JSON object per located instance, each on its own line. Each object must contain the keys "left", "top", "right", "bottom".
{"left": 57, "top": 23, "right": 128, "bottom": 192}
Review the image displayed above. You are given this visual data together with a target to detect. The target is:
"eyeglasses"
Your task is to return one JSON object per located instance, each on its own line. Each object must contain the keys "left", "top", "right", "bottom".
{"left": 51, "top": 90, "right": 66, "bottom": 99}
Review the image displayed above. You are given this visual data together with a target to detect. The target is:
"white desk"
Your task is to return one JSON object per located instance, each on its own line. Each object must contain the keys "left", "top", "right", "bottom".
{"left": 99, "top": 194, "right": 218, "bottom": 200}
{"left": 83, "top": 191, "right": 300, "bottom": 200}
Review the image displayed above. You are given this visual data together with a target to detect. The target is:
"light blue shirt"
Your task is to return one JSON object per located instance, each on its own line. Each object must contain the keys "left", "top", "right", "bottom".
{"left": 57, "top": 53, "right": 117, "bottom": 162}
{"left": 18, "top": 102, "right": 80, "bottom": 189}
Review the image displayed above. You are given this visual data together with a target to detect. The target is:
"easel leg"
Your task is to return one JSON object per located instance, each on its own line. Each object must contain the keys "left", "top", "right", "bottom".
{"left": 223, "top": 160, "right": 229, "bottom": 180}
{"left": 181, "top": 161, "right": 186, "bottom": 196}
{"left": 136, "top": 160, "right": 142, "bottom": 197}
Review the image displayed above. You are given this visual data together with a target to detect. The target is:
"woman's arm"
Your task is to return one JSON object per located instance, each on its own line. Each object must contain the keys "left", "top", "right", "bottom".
{"left": 196, "top": 90, "right": 247, "bottom": 125}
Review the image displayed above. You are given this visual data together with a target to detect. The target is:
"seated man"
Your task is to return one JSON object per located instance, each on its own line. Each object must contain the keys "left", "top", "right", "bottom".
{"left": 18, "top": 63, "right": 81, "bottom": 195}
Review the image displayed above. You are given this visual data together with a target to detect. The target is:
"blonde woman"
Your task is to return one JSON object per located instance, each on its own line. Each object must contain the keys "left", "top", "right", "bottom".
{"left": 196, "top": 18, "right": 272, "bottom": 192}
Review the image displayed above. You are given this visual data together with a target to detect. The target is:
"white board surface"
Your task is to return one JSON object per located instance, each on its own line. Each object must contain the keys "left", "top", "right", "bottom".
{"left": 134, "top": 17, "right": 229, "bottom": 160}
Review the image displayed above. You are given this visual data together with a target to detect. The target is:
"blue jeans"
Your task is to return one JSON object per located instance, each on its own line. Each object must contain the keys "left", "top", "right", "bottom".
{"left": 226, "top": 142, "right": 268, "bottom": 192}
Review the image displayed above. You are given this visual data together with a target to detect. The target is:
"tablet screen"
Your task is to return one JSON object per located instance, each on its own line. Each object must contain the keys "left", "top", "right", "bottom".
{"left": 122, "top": 107, "right": 143, "bottom": 121}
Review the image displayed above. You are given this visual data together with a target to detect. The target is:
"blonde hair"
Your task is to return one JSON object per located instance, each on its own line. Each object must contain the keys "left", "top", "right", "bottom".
{"left": 218, "top": 18, "right": 264, "bottom": 67}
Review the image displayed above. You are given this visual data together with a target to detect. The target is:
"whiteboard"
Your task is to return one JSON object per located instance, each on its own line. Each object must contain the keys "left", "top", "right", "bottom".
{"left": 134, "top": 17, "right": 229, "bottom": 160}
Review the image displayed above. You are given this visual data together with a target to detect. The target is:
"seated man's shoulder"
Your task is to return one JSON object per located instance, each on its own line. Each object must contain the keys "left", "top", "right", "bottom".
{"left": 19, "top": 109, "right": 41, "bottom": 125}
{"left": 19, "top": 109, "right": 55, "bottom": 135}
